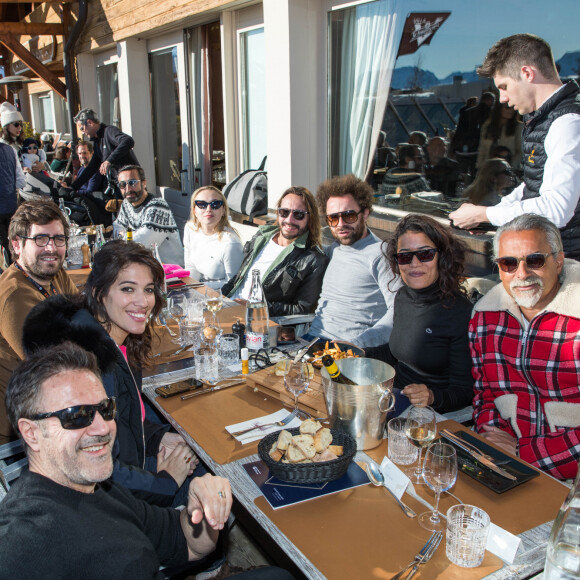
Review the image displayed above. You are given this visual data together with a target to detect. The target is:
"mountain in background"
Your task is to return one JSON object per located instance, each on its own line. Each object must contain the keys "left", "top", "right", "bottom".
{"left": 392, "top": 51, "right": 580, "bottom": 90}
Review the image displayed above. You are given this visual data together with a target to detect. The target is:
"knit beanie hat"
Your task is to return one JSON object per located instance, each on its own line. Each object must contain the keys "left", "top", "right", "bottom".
{"left": 0, "top": 101, "right": 24, "bottom": 127}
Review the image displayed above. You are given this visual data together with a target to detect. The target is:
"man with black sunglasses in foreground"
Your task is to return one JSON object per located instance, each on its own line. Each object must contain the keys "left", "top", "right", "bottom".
{"left": 0, "top": 200, "right": 77, "bottom": 445}
{"left": 470, "top": 214, "right": 580, "bottom": 481}
{"left": 113, "top": 164, "right": 184, "bottom": 264}
{"left": 222, "top": 186, "right": 328, "bottom": 316}
{"left": 0, "top": 342, "right": 280, "bottom": 578}
{"left": 307, "top": 174, "right": 399, "bottom": 348}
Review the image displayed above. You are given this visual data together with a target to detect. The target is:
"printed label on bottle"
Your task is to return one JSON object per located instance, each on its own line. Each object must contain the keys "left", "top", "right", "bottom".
{"left": 246, "top": 332, "right": 264, "bottom": 350}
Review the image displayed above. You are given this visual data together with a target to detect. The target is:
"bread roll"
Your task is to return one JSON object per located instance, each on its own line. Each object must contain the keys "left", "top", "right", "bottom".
{"left": 292, "top": 434, "right": 316, "bottom": 459}
{"left": 286, "top": 442, "right": 308, "bottom": 462}
{"left": 328, "top": 444, "right": 344, "bottom": 457}
{"left": 313, "top": 427, "right": 332, "bottom": 453}
{"left": 312, "top": 449, "right": 339, "bottom": 463}
{"left": 269, "top": 442, "right": 284, "bottom": 462}
{"left": 299, "top": 418, "right": 322, "bottom": 435}
{"left": 275, "top": 429, "right": 293, "bottom": 451}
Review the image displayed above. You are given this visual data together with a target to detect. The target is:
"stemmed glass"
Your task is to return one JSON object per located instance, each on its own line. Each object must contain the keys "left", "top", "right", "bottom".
{"left": 204, "top": 288, "right": 223, "bottom": 322}
{"left": 168, "top": 294, "right": 188, "bottom": 345}
{"left": 284, "top": 360, "right": 311, "bottom": 412}
{"left": 419, "top": 442, "right": 457, "bottom": 531}
{"left": 404, "top": 405, "right": 437, "bottom": 484}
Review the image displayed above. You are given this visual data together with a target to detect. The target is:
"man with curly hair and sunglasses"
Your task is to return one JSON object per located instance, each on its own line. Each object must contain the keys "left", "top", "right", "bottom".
{"left": 0, "top": 200, "right": 77, "bottom": 445}
{"left": 306, "top": 174, "right": 399, "bottom": 348}
{"left": 470, "top": 214, "right": 580, "bottom": 481}
{"left": 222, "top": 186, "right": 328, "bottom": 316}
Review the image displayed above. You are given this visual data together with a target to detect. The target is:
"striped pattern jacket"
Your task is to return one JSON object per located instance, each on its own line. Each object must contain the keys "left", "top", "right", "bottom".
{"left": 469, "top": 260, "right": 580, "bottom": 480}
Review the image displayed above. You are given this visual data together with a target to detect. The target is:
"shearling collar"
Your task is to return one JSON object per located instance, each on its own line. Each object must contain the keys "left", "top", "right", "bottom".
{"left": 473, "top": 259, "right": 580, "bottom": 321}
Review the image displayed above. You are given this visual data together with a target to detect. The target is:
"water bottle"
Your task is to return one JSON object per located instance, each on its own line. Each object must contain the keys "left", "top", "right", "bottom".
{"left": 544, "top": 461, "right": 580, "bottom": 579}
{"left": 95, "top": 224, "right": 106, "bottom": 251}
{"left": 245, "top": 269, "right": 269, "bottom": 352}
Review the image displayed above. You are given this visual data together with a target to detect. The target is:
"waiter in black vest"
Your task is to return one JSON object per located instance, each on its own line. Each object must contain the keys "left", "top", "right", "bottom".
{"left": 450, "top": 34, "right": 580, "bottom": 260}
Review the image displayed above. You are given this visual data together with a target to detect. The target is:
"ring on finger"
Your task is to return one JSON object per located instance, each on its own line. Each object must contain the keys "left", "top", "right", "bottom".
{"left": 185, "top": 456, "right": 192, "bottom": 464}
{"left": 218, "top": 490, "right": 225, "bottom": 499}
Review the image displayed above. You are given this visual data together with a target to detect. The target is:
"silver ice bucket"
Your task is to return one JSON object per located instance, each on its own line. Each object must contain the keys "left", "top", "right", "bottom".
{"left": 321, "top": 357, "right": 395, "bottom": 450}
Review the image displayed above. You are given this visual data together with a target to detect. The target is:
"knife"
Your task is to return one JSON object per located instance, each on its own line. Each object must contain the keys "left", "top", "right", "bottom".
{"left": 180, "top": 379, "right": 245, "bottom": 400}
{"left": 440, "top": 431, "right": 517, "bottom": 481}
{"left": 154, "top": 343, "right": 194, "bottom": 358}
{"left": 293, "top": 337, "right": 319, "bottom": 363}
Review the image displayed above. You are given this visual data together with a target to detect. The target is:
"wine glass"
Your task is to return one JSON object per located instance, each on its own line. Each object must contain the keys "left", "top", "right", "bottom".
{"left": 284, "top": 360, "right": 310, "bottom": 412}
{"left": 168, "top": 294, "right": 188, "bottom": 344}
{"left": 419, "top": 442, "right": 457, "bottom": 531}
{"left": 404, "top": 405, "right": 437, "bottom": 484}
{"left": 204, "top": 287, "right": 223, "bottom": 322}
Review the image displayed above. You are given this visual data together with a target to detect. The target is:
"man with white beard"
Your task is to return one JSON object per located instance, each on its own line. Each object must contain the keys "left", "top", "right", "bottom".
{"left": 469, "top": 214, "right": 580, "bottom": 481}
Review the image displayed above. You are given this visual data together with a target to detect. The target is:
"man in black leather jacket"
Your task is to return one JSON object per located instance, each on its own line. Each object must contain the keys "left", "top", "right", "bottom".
{"left": 222, "top": 186, "right": 328, "bottom": 316}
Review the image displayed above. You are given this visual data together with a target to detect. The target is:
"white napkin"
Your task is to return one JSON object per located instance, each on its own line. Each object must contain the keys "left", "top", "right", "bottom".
{"left": 226, "top": 409, "right": 302, "bottom": 444}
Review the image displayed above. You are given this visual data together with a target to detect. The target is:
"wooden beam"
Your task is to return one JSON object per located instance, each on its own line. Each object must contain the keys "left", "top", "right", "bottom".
{"left": 0, "top": 22, "right": 64, "bottom": 34}
{"left": 0, "top": 0, "right": 75, "bottom": 3}
{"left": 0, "top": 33, "right": 66, "bottom": 98}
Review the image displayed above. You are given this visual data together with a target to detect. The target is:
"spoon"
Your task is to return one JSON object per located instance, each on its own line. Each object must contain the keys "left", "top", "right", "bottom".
{"left": 366, "top": 462, "right": 417, "bottom": 518}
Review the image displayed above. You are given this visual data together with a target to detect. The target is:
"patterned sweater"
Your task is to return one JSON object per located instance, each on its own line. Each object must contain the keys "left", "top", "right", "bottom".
{"left": 115, "top": 194, "right": 183, "bottom": 264}
{"left": 469, "top": 260, "right": 580, "bottom": 480}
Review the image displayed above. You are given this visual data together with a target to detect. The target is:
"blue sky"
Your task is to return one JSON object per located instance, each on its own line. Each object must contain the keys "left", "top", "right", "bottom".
{"left": 395, "top": 0, "right": 580, "bottom": 78}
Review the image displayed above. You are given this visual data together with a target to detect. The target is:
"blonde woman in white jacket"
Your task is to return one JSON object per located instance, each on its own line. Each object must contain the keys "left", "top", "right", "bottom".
{"left": 183, "top": 186, "right": 243, "bottom": 290}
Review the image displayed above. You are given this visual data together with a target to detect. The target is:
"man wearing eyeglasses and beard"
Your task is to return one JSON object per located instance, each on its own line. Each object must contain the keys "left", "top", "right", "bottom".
{"left": 222, "top": 186, "right": 328, "bottom": 316}
{"left": 306, "top": 174, "right": 399, "bottom": 348}
{"left": 0, "top": 200, "right": 77, "bottom": 445}
{"left": 113, "top": 165, "right": 184, "bottom": 264}
{"left": 470, "top": 214, "right": 580, "bottom": 481}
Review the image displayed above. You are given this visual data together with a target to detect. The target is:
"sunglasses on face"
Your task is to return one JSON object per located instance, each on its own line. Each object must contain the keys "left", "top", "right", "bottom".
{"left": 326, "top": 210, "right": 362, "bottom": 227}
{"left": 21, "top": 234, "right": 68, "bottom": 247}
{"left": 26, "top": 145, "right": 38, "bottom": 151}
{"left": 194, "top": 200, "right": 224, "bottom": 210}
{"left": 394, "top": 248, "right": 438, "bottom": 265}
{"left": 28, "top": 397, "right": 117, "bottom": 430}
{"left": 118, "top": 179, "right": 141, "bottom": 190}
{"left": 277, "top": 208, "right": 309, "bottom": 221}
{"left": 11, "top": 122, "right": 22, "bottom": 128}
{"left": 495, "top": 252, "right": 554, "bottom": 273}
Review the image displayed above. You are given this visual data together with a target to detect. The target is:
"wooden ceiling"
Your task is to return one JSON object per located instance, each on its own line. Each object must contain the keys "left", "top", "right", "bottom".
{"left": 0, "top": 0, "right": 75, "bottom": 99}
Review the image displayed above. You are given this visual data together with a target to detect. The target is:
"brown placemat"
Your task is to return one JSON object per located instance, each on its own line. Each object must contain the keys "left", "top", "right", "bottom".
{"left": 254, "top": 483, "right": 504, "bottom": 579}
{"left": 245, "top": 367, "right": 328, "bottom": 417}
{"left": 366, "top": 420, "right": 568, "bottom": 536}
{"left": 156, "top": 384, "right": 289, "bottom": 464}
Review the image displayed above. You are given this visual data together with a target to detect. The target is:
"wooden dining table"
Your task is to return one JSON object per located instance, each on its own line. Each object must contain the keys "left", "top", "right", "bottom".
{"left": 142, "top": 359, "right": 568, "bottom": 580}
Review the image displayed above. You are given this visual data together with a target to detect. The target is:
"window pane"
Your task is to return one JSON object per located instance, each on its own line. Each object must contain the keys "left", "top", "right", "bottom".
{"left": 39, "top": 96, "right": 54, "bottom": 131}
{"left": 240, "top": 28, "right": 266, "bottom": 170}
{"left": 149, "top": 47, "right": 182, "bottom": 189}
{"left": 96, "top": 63, "right": 121, "bottom": 129}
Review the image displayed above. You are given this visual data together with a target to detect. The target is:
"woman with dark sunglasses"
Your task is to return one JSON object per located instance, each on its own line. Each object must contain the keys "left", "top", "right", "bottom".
{"left": 183, "top": 185, "right": 243, "bottom": 289}
{"left": 367, "top": 214, "right": 475, "bottom": 414}
{"left": 0, "top": 102, "right": 25, "bottom": 155}
{"left": 23, "top": 240, "right": 202, "bottom": 508}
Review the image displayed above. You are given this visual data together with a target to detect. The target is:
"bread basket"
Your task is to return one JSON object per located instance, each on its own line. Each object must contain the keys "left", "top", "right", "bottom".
{"left": 257, "top": 428, "right": 357, "bottom": 484}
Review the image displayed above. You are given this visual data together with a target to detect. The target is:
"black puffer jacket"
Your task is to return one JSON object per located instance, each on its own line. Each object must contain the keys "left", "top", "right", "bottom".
{"left": 22, "top": 294, "right": 179, "bottom": 506}
{"left": 222, "top": 224, "right": 329, "bottom": 316}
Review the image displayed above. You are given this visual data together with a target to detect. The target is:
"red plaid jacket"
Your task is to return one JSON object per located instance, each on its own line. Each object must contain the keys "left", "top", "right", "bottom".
{"left": 469, "top": 261, "right": 580, "bottom": 480}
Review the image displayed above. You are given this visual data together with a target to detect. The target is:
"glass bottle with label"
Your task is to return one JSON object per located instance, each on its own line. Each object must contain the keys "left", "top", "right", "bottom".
{"left": 544, "top": 461, "right": 580, "bottom": 579}
{"left": 95, "top": 224, "right": 106, "bottom": 251}
{"left": 245, "top": 269, "right": 269, "bottom": 352}
{"left": 321, "top": 354, "right": 357, "bottom": 385}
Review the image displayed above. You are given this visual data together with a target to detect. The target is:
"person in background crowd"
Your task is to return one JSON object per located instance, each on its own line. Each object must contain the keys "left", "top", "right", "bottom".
{"left": 0, "top": 200, "right": 77, "bottom": 444}
{"left": 23, "top": 240, "right": 201, "bottom": 508}
{"left": 366, "top": 214, "right": 474, "bottom": 415}
{"left": 0, "top": 102, "right": 25, "bottom": 156}
{"left": 307, "top": 174, "right": 399, "bottom": 348}
{"left": 465, "top": 158, "right": 517, "bottom": 207}
{"left": 184, "top": 186, "right": 243, "bottom": 290}
{"left": 476, "top": 100, "right": 522, "bottom": 170}
{"left": 114, "top": 165, "right": 183, "bottom": 264}
{"left": 470, "top": 214, "right": 580, "bottom": 481}
{"left": 72, "top": 108, "right": 140, "bottom": 193}
{"left": 449, "top": 34, "right": 580, "bottom": 260}
{"left": 223, "top": 186, "right": 328, "bottom": 316}
{"left": 380, "top": 143, "right": 431, "bottom": 198}
{"left": 0, "top": 141, "right": 26, "bottom": 261}
{"left": 50, "top": 145, "right": 71, "bottom": 174}
{"left": 424, "top": 136, "right": 462, "bottom": 198}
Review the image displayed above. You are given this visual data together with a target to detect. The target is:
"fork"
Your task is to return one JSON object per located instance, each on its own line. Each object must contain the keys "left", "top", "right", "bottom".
{"left": 391, "top": 531, "right": 441, "bottom": 580}
{"left": 229, "top": 409, "right": 299, "bottom": 437}
{"left": 405, "top": 531, "right": 443, "bottom": 580}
